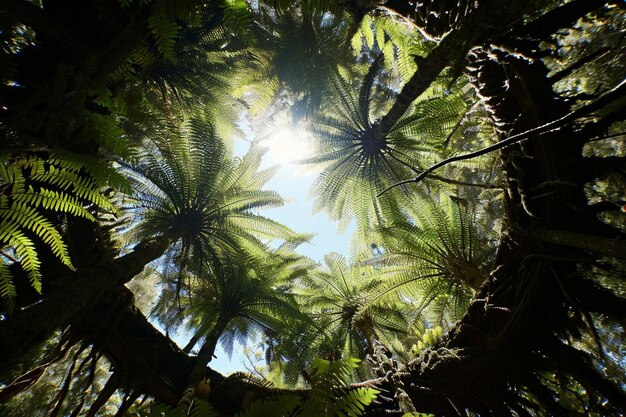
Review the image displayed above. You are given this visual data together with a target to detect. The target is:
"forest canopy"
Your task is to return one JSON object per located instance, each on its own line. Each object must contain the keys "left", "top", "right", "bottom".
{"left": 0, "top": 0, "right": 625, "bottom": 416}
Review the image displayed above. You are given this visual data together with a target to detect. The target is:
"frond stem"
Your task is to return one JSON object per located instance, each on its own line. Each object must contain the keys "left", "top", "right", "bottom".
{"left": 379, "top": 78, "right": 626, "bottom": 196}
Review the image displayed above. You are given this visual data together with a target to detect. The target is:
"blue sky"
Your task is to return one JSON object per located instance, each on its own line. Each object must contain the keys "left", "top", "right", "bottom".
{"left": 206, "top": 128, "right": 355, "bottom": 374}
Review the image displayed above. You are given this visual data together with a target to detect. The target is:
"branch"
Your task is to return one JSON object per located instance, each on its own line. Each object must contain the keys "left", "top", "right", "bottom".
{"left": 548, "top": 47, "right": 610, "bottom": 83}
{"left": 376, "top": 0, "right": 551, "bottom": 137}
{"left": 0, "top": 236, "right": 170, "bottom": 371}
{"left": 428, "top": 173, "right": 503, "bottom": 190}
{"left": 511, "top": 0, "right": 611, "bottom": 40}
{"left": 385, "top": 150, "right": 502, "bottom": 190}
{"left": 533, "top": 228, "right": 626, "bottom": 260}
{"left": 379, "top": 78, "right": 626, "bottom": 196}
{"left": 586, "top": 131, "right": 626, "bottom": 142}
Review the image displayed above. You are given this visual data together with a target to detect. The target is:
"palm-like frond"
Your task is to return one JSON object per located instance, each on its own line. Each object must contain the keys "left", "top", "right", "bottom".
{"left": 371, "top": 196, "right": 494, "bottom": 331}
{"left": 152, "top": 244, "right": 314, "bottom": 362}
{"left": 301, "top": 61, "right": 473, "bottom": 242}
{"left": 236, "top": 2, "right": 354, "bottom": 119}
{"left": 122, "top": 117, "right": 295, "bottom": 277}
{"left": 277, "top": 252, "right": 409, "bottom": 380}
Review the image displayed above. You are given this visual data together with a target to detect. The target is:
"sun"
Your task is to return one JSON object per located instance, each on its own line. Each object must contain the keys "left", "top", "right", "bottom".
{"left": 262, "top": 127, "right": 311, "bottom": 165}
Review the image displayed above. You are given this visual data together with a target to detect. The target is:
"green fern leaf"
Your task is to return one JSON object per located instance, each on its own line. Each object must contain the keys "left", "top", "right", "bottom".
{"left": 149, "top": 14, "right": 179, "bottom": 63}
{"left": 0, "top": 261, "right": 16, "bottom": 310}
{"left": 0, "top": 153, "right": 115, "bottom": 306}
{"left": 0, "top": 223, "right": 41, "bottom": 292}
{"left": 221, "top": 0, "right": 254, "bottom": 45}
{"left": 1, "top": 202, "right": 74, "bottom": 270}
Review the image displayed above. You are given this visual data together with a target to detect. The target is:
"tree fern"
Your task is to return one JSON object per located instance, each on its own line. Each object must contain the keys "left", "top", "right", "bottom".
{"left": 151, "top": 244, "right": 313, "bottom": 360}
{"left": 271, "top": 252, "right": 409, "bottom": 381}
{"left": 302, "top": 61, "right": 491, "bottom": 257}
{"left": 369, "top": 195, "right": 494, "bottom": 333}
{"left": 0, "top": 154, "right": 115, "bottom": 309}
{"left": 122, "top": 116, "right": 297, "bottom": 281}
{"left": 237, "top": 2, "right": 353, "bottom": 119}
{"left": 298, "top": 357, "right": 379, "bottom": 417}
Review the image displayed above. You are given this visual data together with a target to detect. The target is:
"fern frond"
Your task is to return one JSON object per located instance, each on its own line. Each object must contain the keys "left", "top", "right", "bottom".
{"left": 0, "top": 153, "right": 114, "bottom": 306}
{"left": 0, "top": 223, "right": 41, "bottom": 292}
{"left": 222, "top": 0, "right": 255, "bottom": 45}
{"left": 0, "top": 261, "right": 16, "bottom": 310}
{"left": 13, "top": 188, "right": 96, "bottom": 221}
{"left": 1, "top": 202, "right": 74, "bottom": 270}
{"left": 30, "top": 167, "right": 115, "bottom": 212}
{"left": 336, "top": 386, "right": 380, "bottom": 417}
{"left": 149, "top": 14, "right": 179, "bottom": 63}
{"left": 296, "top": 357, "right": 379, "bottom": 417}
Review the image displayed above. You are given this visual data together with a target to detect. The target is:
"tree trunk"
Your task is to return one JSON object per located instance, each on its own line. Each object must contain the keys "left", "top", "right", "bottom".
{"left": 377, "top": 0, "right": 550, "bottom": 137}
{"left": 178, "top": 317, "right": 231, "bottom": 409}
{"left": 0, "top": 236, "right": 170, "bottom": 371}
{"left": 114, "top": 390, "right": 142, "bottom": 417}
{"left": 183, "top": 330, "right": 204, "bottom": 354}
{"left": 533, "top": 228, "right": 626, "bottom": 260}
{"left": 186, "top": 318, "right": 230, "bottom": 390}
{"left": 85, "top": 372, "right": 121, "bottom": 417}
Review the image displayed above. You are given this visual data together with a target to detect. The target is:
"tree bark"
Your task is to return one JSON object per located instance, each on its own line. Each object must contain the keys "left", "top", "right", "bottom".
{"left": 377, "top": 0, "right": 551, "bottom": 138}
{"left": 178, "top": 317, "right": 231, "bottom": 409}
{"left": 533, "top": 228, "right": 626, "bottom": 260}
{"left": 183, "top": 330, "right": 204, "bottom": 354}
{"left": 0, "top": 236, "right": 170, "bottom": 371}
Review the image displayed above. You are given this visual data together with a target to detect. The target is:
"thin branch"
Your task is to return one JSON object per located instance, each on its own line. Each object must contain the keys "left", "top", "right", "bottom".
{"left": 385, "top": 150, "right": 502, "bottom": 189}
{"left": 548, "top": 47, "right": 610, "bottom": 83}
{"left": 379, "top": 78, "right": 626, "bottom": 196}
{"left": 0, "top": 250, "right": 19, "bottom": 263}
{"left": 586, "top": 131, "right": 626, "bottom": 142}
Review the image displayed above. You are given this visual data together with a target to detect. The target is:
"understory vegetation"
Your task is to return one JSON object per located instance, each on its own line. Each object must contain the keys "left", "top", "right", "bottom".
{"left": 1, "top": 0, "right": 625, "bottom": 416}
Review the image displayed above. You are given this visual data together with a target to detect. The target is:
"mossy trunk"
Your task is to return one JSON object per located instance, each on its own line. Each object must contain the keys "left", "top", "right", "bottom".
{"left": 377, "top": 0, "right": 550, "bottom": 138}
{"left": 186, "top": 317, "right": 230, "bottom": 389}
{"left": 178, "top": 317, "right": 231, "bottom": 410}
{"left": 0, "top": 236, "right": 170, "bottom": 371}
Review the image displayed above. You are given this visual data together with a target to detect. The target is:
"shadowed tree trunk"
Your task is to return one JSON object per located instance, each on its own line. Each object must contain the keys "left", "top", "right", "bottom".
{"left": 0, "top": 236, "right": 170, "bottom": 371}
{"left": 186, "top": 317, "right": 230, "bottom": 390}
{"left": 183, "top": 332, "right": 203, "bottom": 354}
{"left": 85, "top": 372, "right": 121, "bottom": 417}
{"left": 178, "top": 316, "right": 231, "bottom": 409}
{"left": 376, "top": 0, "right": 550, "bottom": 138}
